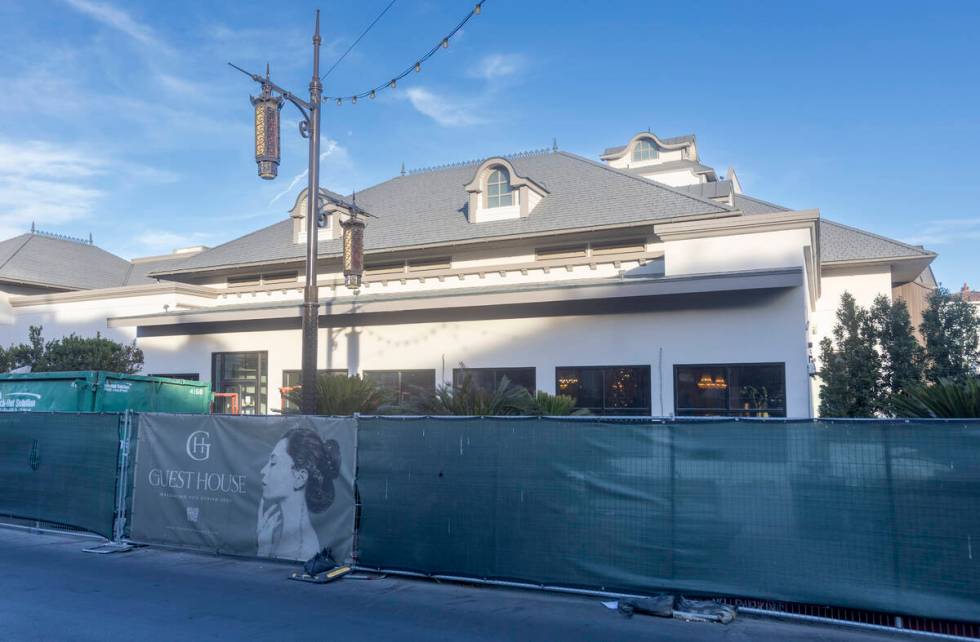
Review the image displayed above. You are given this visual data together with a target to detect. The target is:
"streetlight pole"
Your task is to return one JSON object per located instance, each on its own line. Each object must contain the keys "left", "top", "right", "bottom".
{"left": 230, "top": 10, "right": 326, "bottom": 415}
{"left": 301, "top": 12, "right": 323, "bottom": 415}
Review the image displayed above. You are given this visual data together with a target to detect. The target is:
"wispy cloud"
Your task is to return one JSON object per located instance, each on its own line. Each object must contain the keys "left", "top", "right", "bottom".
{"left": 133, "top": 229, "right": 214, "bottom": 255}
{"left": 269, "top": 138, "right": 347, "bottom": 206}
{"left": 902, "top": 218, "right": 980, "bottom": 246}
{"left": 0, "top": 141, "right": 107, "bottom": 238}
{"left": 403, "top": 88, "right": 487, "bottom": 127}
{"left": 468, "top": 53, "right": 525, "bottom": 80}
{"left": 62, "top": 0, "right": 174, "bottom": 55}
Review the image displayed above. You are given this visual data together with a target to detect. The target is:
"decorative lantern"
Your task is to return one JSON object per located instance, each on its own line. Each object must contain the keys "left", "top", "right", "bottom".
{"left": 341, "top": 214, "right": 365, "bottom": 289}
{"left": 250, "top": 68, "right": 284, "bottom": 180}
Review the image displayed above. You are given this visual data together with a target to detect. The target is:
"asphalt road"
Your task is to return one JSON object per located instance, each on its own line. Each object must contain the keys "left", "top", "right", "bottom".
{"left": 0, "top": 526, "right": 916, "bottom": 642}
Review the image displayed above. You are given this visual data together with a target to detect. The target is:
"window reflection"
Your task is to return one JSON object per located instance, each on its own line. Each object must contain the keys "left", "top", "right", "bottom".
{"left": 675, "top": 363, "right": 786, "bottom": 417}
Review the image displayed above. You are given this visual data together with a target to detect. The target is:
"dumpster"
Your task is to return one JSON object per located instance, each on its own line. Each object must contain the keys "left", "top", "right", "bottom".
{"left": 0, "top": 371, "right": 211, "bottom": 413}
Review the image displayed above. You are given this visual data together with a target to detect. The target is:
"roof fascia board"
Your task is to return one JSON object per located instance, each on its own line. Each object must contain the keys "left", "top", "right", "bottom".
{"left": 820, "top": 253, "right": 938, "bottom": 268}
{"left": 10, "top": 283, "right": 218, "bottom": 308}
{"left": 222, "top": 249, "right": 666, "bottom": 294}
{"left": 109, "top": 267, "right": 802, "bottom": 328}
{"left": 148, "top": 211, "right": 741, "bottom": 280}
{"left": 654, "top": 210, "right": 820, "bottom": 241}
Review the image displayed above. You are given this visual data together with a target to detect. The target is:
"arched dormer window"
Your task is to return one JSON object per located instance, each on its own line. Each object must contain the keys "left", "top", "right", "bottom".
{"left": 632, "top": 139, "right": 658, "bottom": 162}
{"left": 486, "top": 167, "right": 514, "bottom": 208}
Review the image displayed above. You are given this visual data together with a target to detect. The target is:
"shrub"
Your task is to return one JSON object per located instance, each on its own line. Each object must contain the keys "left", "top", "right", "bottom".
{"left": 526, "top": 391, "right": 589, "bottom": 416}
{"left": 408, "top": 372, "right": 531, "bottom": 416}
{"left": 286, "top": 374, "right": 391, "bottom": 415}
{"left": 889, "top": 378, "right": 980, "bottom": 418}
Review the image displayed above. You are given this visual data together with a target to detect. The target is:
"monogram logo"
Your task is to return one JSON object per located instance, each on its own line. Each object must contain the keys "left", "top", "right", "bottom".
{"left": 186, "top": 431, "right": 211, "bottom": 461}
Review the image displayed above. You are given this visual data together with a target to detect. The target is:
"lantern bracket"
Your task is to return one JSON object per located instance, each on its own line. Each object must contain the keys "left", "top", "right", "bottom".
{"left": 230, "top": 62, "right": 313, "bottom": 138}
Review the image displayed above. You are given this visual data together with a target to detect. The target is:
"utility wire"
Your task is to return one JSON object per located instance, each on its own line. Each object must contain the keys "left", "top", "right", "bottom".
{"left": 324, "top": 1, "right": 486, "bottom": 105}
{"left": 321, "top": 0, "right": 398, "bottom": 81}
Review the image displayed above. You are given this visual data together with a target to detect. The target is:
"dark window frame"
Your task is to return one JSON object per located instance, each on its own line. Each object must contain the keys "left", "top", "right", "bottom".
{"left": 673, "top": 362, "right": 786, "bottom": 418}
{"left": 281, "top": 369, "right": 348, "bottom": 413}
{"left": 212, "top": 351, "right": 268, "bottom": 415}
{"left": 453, "top": 367, "right": 536, "bottom": 394}
{"left": 555, "top": 365, "right": 651, "bottom": 416}
{"left": 363, "top": 369, "right": 436, "bottom": 404}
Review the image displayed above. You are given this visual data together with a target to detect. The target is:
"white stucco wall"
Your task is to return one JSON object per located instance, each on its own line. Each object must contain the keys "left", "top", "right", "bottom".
{"left": 665, "top": 229, "right": 812, "bottom": 277}
{"left": 137, "top": 285, "right": 811, "bottom": 417}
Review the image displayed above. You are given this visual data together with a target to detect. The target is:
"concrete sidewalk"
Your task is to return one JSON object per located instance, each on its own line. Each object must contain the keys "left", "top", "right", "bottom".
{"left": 0, "top": 527, "right": 916, "bottom": 642}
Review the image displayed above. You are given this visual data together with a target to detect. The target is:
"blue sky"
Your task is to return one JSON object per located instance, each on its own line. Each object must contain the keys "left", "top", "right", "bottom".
{"left": 1, "top": 0, "right": 978, "bottom": 288}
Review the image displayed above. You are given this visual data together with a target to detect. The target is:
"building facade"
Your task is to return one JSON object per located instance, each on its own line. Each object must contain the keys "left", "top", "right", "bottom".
{"left": 0, "top": 133, "right": 937, "bottom": 417}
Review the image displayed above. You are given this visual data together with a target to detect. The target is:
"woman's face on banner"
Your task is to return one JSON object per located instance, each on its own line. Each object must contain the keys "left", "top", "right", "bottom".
{"left": 260, "top": 438, "right": 296, "bottom": 503}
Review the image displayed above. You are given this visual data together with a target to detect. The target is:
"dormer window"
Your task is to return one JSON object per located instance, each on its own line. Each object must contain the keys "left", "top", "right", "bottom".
{"left": 464, "top": 157, "right": 549, "bottom": 223}
{"left": 632, "top": 139, "right": 658, "bottom": 162}
{"left": 487, "top": 168, "right": 514, "bottom": 208}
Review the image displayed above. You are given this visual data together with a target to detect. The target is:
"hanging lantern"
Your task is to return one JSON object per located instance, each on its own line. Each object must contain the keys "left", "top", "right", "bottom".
{"left": 250, "top": 74, "right": 284, "bottom": 180}
{"left": 341, "top": 214, "right": 365, "bottom": 289}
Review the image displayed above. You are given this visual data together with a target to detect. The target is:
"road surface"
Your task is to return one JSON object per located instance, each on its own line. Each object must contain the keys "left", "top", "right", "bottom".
{"left": 0, "top": 526, "right": 918, "bottom": 641}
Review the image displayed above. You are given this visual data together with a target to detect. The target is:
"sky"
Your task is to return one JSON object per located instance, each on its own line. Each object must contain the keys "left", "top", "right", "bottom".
{"left": 1, "top": 0, "right": 978, "bottom": 288}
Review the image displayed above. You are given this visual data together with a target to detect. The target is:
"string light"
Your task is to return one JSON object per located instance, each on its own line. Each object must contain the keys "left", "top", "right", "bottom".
{"left": 323, "top": 1, "right": 486, "bottom": 105}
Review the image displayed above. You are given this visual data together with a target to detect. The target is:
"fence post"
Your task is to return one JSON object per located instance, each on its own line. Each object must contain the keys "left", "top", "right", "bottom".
{"left": 112, "top": 411, "right": 133, "bottom": 542}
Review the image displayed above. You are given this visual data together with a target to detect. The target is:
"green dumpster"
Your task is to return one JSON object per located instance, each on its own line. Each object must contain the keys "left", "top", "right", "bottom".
{"left": 0, "top": 371, "right": 211, "bottom": 413}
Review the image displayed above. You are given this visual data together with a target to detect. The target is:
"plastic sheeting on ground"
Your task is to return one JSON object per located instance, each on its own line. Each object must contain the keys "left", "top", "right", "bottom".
{"left": 0, "top": 412, "right": 122, "bottom": 538}
{"left": 355, "top": 417, "right": 980, "bottom": 623}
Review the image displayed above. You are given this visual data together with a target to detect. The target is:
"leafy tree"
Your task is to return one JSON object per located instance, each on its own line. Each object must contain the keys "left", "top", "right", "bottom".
{"left": 818, "top": 292, "right": 881, "bottom": 417}
{"left": 868, "top": 295, "right": 924, "bottom": 405}
{"left": 920, "top": 287, "right": 980, "bottom": 383}
{"left": 285, "top": 374, "right": 391, "bottom": 415}
{"left": 890, "top": 378, "right": 980, "bottom": 418}
{"left": 0, "top": 325, "right": 143, "bottom": 374}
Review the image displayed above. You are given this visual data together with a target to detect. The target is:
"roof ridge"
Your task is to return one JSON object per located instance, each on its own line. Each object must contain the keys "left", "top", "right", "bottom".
{"left": 555, "top": 151, "right": 734, "bottom": 214}
{"left": 0, "top": 235, "right": 34, "bottom": 273}
{"left": 821, "top": 218, "right": 933, "bottom": 257}
{"left": 405, "top": 148, "right": 553, "bottom": 176}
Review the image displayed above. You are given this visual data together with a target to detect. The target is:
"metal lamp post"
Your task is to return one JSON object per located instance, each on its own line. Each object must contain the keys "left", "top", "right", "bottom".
{"left": 230, "top": 10, "right": 363, "bottom": 415}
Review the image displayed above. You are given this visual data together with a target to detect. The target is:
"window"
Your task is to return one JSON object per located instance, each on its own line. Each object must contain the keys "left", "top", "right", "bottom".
{"left": 212, "top": 352, "right": 268, "bottom": 414}
{"left": 281, "top": 369, "right": 347, "bottom": 413}
{"left": 149, "top": 373, "right": 199, "bottom": 381}
{"left": 556, "top": 366, "right": 651, "bottom": 415}
{"left": 632, "top": 139, "right": 658, "bottom": 162}
{"left": 486, "top": 168, "right": 513, "bottom": 208}
{"left": 674, "top": 363, "right": 786, "bottom": 417}
{"left": 453, "top": 367, "right": 535, "bottom": 393}
{"left": 364, "top": 370, "right": 436, "bottom": 404}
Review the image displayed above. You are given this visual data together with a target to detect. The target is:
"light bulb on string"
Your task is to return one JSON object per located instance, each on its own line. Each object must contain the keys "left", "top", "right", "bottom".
{"left": 474, "top": 3, "right": 481, "bottom": 14}
{"left": 351, "top": 95, "right": 357, "bottom": 104}
{"left": 441, "top": 38, "right": 449, "bottom": 49}
{"left": 415, "top": 62, "right": 421, "bottom": 73}
{"left": 389, "top": 79, "right": 397, "bottom": 89}
{"left": 370, "top": 90, "right": 376, "bottom": 99}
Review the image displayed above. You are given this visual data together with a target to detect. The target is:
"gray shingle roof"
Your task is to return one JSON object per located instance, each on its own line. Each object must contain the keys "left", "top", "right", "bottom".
{"left": 819, "top": 219, "right": 933, "bottom": 263}
{"left": 732, "top": 194, "right": 932, "bottom": 262}
{"left": 124, "top": 256, "right": 195, "bottom": 285}
{"left": 602, "top": 134, "right": 696, "bottom": 157}
{"left": 733, "top": 193, "right": 791, "bottom": 215}
{"left": 0, "top": 233, "right": 133, "bottom": 290}
{"left": 154, "top": 150, "right": 731, "bottom": 276}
